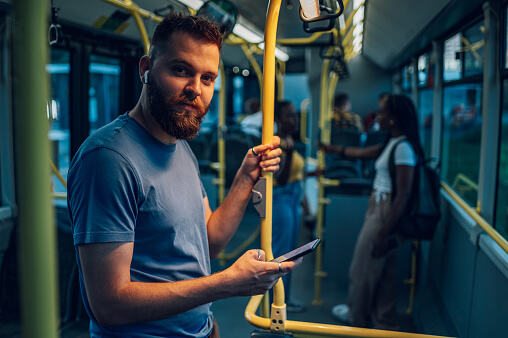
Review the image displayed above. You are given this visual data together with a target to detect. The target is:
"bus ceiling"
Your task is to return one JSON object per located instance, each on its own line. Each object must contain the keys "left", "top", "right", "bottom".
{"left": 44, "top": 0, "right": 466, "bottom": 70}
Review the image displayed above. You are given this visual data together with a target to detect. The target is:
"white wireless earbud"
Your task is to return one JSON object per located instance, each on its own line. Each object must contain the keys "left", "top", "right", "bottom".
{"left": 143, "top": 70, "right": 150, "bottom": 84}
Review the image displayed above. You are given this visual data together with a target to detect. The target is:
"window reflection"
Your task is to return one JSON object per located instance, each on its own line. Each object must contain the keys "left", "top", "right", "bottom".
{"left": 496, "top": 79, "right": 508, "bottom": 240}
{"left": 46, "top": 49, "right": 70, "bottom": 193}
{"left": 441, "top": 84, "right": 482, "bottom": 206}
{"left": 402, "top": 64, "right": 414, "bottom": 94}
{"left": 418, "top": 54, "right": 428, "bottom": 87}
{"left": 418, "top": 89, "right": 433, "bottom": 157}
{"left": 463, "top": 21, "right": 484, "bottom": 77}
{"left": 89, "top": 55, "right": 120, "bottom": 134}
{"left": 444, "top": 33, "right": 462, "bottom": 82}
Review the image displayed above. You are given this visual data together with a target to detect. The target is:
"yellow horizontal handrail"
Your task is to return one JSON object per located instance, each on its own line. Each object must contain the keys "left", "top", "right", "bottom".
{"left": 50, "top": 160, "right": 67, "bottom": 189}
{"left": 245, "top": 295, "right": 452, "bottom": 337}
{"left": 52, "top": 193, "right": 67, "bottom": 199}
{"left": 441, "top": 182, "right": 508, "bottom": 254}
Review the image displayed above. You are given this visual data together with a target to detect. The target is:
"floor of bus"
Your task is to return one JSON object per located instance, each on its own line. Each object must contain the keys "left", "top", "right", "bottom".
{"left": 0, "top": 195, "right": 450, "bottom": 338}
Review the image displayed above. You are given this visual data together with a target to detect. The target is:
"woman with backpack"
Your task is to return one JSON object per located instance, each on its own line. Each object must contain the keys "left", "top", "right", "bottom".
{"left": 320, "top": 94, "right": 425, "bottom": 330}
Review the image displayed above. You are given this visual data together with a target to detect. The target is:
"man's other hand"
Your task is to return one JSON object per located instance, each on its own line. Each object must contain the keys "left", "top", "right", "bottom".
{"left": 222, "top": 249, "right": 302, "bottom": 297}
{"left": 239, "top": 136, "right": 282, "bottom": 184}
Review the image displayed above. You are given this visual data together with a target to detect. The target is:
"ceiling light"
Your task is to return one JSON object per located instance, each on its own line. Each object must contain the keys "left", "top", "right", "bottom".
{"left": 258, "top": 43, "right": 289, "bottom": 62}
{"left": 353, "top": 7, "right": 364, "bottom": 25}
{"left": 233, "top": 66, "right": 240, "bottom": 73}
{"left": 353, "top": 0, "right": 363, "bottom": 10}
{"left": 178, "top": 0, "right": 204, "bottom": 10}
{"left": 242, "top": 69, "right": 250, "bottom": 76}
{"left": 353, "top": 25, "right": 363, "bottom": 39}
{"left": 233, "top": 23, "right": 263, "bottom": 43}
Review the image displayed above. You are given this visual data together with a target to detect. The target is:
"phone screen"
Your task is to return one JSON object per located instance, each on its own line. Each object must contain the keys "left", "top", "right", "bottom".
{"left": 271, "top": 238, "right": 321, "bottom": 263}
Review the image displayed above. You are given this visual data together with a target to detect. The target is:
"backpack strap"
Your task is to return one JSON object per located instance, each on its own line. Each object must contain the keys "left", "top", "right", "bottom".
{"left": 388, "top": 138, "right": 407, "bottom": 201}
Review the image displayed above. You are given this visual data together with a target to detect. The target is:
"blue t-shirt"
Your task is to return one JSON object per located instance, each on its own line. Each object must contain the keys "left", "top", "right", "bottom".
{"left": 67, "top": 113, "right": 213, "bottom": 337}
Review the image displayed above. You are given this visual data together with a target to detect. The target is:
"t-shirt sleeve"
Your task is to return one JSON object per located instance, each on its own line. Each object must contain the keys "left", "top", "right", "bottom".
{"left": 68, "top": 147, "right": 140, "bottom": 246}
{"left": 394, "top": 141, "right": 417, "bottom": 166}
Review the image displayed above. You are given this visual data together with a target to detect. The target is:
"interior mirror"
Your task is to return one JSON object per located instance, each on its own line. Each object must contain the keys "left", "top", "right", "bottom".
{"left": 298, "top": 0, "right": 344, "bottom": 33}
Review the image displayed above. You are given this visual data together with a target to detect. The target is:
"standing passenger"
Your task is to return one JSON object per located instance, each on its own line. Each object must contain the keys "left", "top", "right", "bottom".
{"left": 67, "top": 14, "right": 300, "bottom": 338}
{"left": 272, "top": 101, "right": 306, "bottom": 313}
{"left": 321, "top": 95, "right": 423, "bottom": 330}
{"left": 332, "top": 93, "right": 363, "bottom": 132}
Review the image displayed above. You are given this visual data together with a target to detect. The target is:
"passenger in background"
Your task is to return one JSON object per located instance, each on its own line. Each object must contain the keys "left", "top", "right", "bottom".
{"left": 332, "top": 93, "right": 363, "bottom": 132}
{"left": 364, "top": 92, "right": 390, "bottom": 132}
{"left": 320, "top": 95, "right": 423, "bottom": 330}
{"left": 237, "top": 97, "right": 260, "bottom": 123}
{"left": 272, "top": 101, "right": 306, "bottom": 313}
{"left": 240, "top": 97, "right": 262, "bottom": 137}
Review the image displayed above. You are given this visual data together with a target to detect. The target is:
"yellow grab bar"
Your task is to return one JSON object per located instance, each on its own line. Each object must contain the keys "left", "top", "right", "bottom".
{"left": 300, "top": 98, "right": 311, "bottom": 144}
{"left": 442, "top": 182, "right": 508, "bottom": 254}
{"left": 50, "top": 160, "right": 67, "bottom": 189}
{"left": 103, "top": 0, "right": 162, "bottom": 54}
{"left": 313, "top": 47, "right": 335, "bottom": 305}
{"left": 245, "top": 294, "right": 451, "bottom": 337}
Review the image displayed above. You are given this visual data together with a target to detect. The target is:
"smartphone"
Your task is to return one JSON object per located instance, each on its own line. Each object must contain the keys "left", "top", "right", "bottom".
{"left": 270, "top": 238, "right": 321, "bottom": 263}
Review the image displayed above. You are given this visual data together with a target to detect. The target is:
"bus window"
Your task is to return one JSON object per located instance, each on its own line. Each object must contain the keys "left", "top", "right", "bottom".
{"left": 401, "top": 63, "right": 414, "bottom": 95}
{"left": 89, "top": 55, "right": 120, "bottom": 135}
{"left": 463, "top": 21, "right": 485, "bottom": 77}
{"left": 444, "top": 33, "right": 462, "bottom": 82}
{"left": 417, "top": 52, "right": 434, "bottom": 157}
{"left": 441, "top": 83, "right": 482, "bottom": 206}
{"left": 418, "top": 89, "right": 433, "bottom": 157}
{"left": 47, "top": 49, "right": 71, "bottom": 193}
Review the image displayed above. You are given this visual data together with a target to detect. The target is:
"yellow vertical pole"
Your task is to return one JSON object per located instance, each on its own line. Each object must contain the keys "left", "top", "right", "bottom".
{"left": 124, "top": 0, "right": 151, "bottom": 54}
{"left": 13, "top": 0, "right": 59, "bottom": 336}
{"left": 218, "top": 61, "right": 226, "bottom": 204}
{"left": 262, "top": 0, "right": 285, "bottom": 329}
{"left": 313, "top": 47, "right": 334, "bottom": 305}
{"left": 300, "top": 98, "right": 310, "bottom": 144}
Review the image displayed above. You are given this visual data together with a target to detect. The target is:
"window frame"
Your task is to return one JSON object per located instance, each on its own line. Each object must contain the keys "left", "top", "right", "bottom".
{"left": 0, "top": 9, "right": 16, "bottom": 218}
{"left": 493, "top": 2, "right": 508, "bottom": 236}
{"left": 442, "top": 16, "right": 485, "bottom": 84}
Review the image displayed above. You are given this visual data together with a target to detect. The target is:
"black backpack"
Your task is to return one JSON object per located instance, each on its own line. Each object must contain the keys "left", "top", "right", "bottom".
{"left": 388, "top": 139, "right": 441, "bottom": 240}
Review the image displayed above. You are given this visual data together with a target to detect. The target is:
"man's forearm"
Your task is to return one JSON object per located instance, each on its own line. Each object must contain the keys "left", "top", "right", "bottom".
{"left": 206, "top": 172, "right": 254, "bottom": 257}
{"left": 92, "top": 271, "right": 232, "bottom": 327}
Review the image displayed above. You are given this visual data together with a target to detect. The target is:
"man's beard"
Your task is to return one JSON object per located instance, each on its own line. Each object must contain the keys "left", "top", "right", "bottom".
{"left": 147, "top": 76, "right": 208, "bottom": 140}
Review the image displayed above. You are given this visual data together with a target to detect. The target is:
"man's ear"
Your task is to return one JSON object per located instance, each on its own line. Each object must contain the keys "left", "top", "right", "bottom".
{"left": 139, "top": 55, "right": 151, "bottom": 84}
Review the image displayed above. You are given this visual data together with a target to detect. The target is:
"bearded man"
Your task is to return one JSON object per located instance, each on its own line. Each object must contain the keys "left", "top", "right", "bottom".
{"left": 67, "top": 14, "right": 299, "bottom": 338}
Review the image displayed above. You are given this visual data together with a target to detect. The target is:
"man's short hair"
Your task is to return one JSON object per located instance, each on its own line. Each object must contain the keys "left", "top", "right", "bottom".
{"left": 334, "top": 93, "right": 350, "bottom": 109}
{"left": 149, "top": 13, "right": 223, "bottom": 61}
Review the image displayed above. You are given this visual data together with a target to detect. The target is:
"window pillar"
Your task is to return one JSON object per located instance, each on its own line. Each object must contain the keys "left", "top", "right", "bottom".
{"left": 431, "top": 40, "right": 443, "bottom": 160}
{"left": 478, "top": 1, "right": 502, "bottom": 222}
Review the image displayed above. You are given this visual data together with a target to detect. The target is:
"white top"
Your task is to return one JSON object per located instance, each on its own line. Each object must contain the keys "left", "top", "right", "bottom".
{"left": 372, "top": 136, "right": 417, "bottom": 193}
{"left": 240, "top": 111, "right": 277, "bottom": 138}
